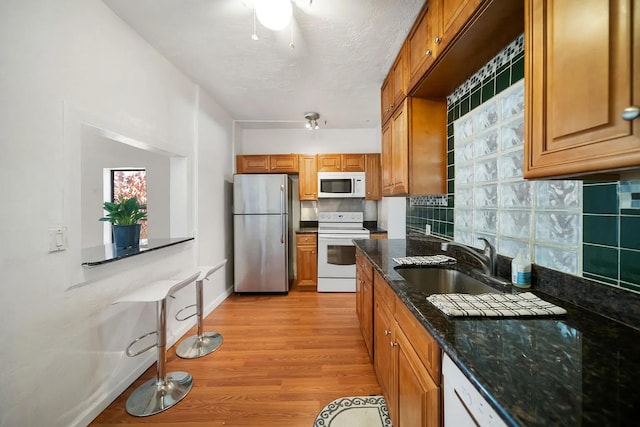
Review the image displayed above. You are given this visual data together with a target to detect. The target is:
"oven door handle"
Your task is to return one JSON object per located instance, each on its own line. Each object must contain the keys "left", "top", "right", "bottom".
{"left": 318, "top": 234, "right": 365, "bottom": 240}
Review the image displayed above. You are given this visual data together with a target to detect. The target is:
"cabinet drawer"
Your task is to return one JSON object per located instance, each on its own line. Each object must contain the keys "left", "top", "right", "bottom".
{"left": 296, "top": 233, "right": 317, "bottom": 246}
{"left": 356, "top": 249, "right": 373, "bottom": 281}
{"left": 395, "top": 300, "right": 441, "bottom": 385}
{"left": 370, "top": 232, "right": 387, "bottom": 240}
{"left": 374, "top": 270, "right": 396, "bottom": 313}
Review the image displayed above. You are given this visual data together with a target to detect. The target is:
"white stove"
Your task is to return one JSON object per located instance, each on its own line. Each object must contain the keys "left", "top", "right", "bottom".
{"left": 317, "top": 212, "right": 370, "bottom": 292}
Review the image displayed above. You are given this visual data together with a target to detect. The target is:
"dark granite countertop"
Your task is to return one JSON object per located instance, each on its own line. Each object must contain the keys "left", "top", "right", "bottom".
{"left": 354, "top": 237, "right": 640, "bottom": 427}
{"left": 364, "top": 221, "right": 387, "bottom": 234}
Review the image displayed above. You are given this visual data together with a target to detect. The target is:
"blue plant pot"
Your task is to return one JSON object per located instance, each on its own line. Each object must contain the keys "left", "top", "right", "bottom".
{"left": 113, "top": 224, "right": 141, "bottom": 249}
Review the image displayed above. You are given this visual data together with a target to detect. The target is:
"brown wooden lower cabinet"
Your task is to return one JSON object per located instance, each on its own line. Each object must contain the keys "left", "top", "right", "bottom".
{"left": 372, "top": 270, "right": 442, "bottom": 427}
{"left": 356, "top": 248, "right": 374, "bottom": 359}
{"left": 373, "top": 279, "right": 395, "bottom": 404}
{"left": 395, "top": 325, "right": 441, "bottom": 427}
{"left": 370, "top": 232, "right": 387, "bottom": 240}
{"left": 295, "top": 233, "right": 317, "bottom": 291}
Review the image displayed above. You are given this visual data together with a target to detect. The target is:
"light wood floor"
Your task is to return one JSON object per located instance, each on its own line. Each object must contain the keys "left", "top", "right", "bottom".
{"left": 91, "top": 288, "right": 381, "bottom": 426}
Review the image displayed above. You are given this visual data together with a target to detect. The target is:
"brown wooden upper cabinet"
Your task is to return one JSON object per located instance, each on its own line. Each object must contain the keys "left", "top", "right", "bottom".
{"left": 365, "top": 153, "right": 382, "bottom": 200}
{"left": 525, "top": 0, "right": 640, "bottom": 178}
{"left": 298, "top": 154, "right": 318, "bottom": 201}
{"left": 382, "top": 43, "right": 408, "bottom": 125}
{"left": 382, "top": 98, "right": 447, "bottom": 197}
{"left": 440, "top": 0, "right": 484, "bottom": 53}
{"left": 408, "top": 0, "right": 524, "bottom": 98}
{"left": 237, "top": 154, "right": 298, "bottom": 174}
{"left": 236, "top": 154, "right": 269, "bottom": 174}
{"left": 407, "top": 0, "right": 442, "bottom": 92}
{"left": 317, "top": 153, "right": 366, "bottom": 172}
{"left": 407, "top": 0, "right": 490, "bottom": 94}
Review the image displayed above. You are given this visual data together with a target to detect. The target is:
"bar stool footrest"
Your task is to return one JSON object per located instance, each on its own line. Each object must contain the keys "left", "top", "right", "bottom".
{"left": 175, "top": 304, "right": 197, "bottom": 322}
{"left": 125, "top": 371, "right": 193, "bottom": 417}
{"left": 175, "top": 332, "right": 223, "bottom": 359}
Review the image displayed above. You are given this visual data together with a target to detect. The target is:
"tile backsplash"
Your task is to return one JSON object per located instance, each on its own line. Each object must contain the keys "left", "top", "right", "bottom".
{"left": 406, "top": 34, "right": 640, "bottom": 294}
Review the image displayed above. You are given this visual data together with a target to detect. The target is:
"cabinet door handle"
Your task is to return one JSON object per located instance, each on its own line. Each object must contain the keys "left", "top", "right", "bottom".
{"left": 425, "top": 49, "right": 432, "bottom": 56}
{"left": 390, "top": 341, "right": 397, "bottom": 348}
{"left": 434, "top": 36, "right": 442, "bottom": 44}
{"left": 390, "top": 103, "right": 394, "bottom": 109}
{"left": 622, "top": 106, "right": 640, "bottom": 121}
{"left": 384, "top": 330, "right": 391, "bottom": 336}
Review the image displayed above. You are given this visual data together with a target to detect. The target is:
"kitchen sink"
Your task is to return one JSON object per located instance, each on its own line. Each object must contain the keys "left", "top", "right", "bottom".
{"left": 395, "top": 267, "right": 502, "bottom": 295}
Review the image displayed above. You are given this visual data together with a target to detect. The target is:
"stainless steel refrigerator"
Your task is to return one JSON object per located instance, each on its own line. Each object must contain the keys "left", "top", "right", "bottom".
{"left": 233, "top": 174, "right": 289, "bottom": 293}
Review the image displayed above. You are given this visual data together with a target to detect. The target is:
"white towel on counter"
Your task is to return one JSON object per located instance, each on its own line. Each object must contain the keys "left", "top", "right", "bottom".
{"left": 392, "top": 255, "right": 456, "bottom": 266}
{"left": 427, "top": 292, "right": 567, "bottom": 317}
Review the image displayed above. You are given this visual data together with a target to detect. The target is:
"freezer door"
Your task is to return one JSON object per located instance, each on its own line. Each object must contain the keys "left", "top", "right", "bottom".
{"left": 234, "top": 213, "right": 288, "bottom": 293}
{"left": 233, "top": 174, "right": 288, "bottom": 215}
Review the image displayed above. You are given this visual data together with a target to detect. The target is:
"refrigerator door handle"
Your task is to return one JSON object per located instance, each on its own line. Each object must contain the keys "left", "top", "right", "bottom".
{"left": 280, "top": 184, "right": 285, "bottom": 244}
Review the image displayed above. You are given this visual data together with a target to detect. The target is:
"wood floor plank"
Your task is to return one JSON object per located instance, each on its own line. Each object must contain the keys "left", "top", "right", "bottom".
{"left": 90, "top": 290, "right": 381, "bottom": 426}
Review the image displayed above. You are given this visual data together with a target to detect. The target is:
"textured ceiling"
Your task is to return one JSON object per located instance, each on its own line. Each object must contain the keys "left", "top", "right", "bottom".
{"left": 102, "top": 0, "right": 425, "bottom": 129}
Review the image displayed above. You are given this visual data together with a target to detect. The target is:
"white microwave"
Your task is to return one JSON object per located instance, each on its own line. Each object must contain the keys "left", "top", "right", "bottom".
{"left": 317, "top": 172, "right": 366, "bottom": 198}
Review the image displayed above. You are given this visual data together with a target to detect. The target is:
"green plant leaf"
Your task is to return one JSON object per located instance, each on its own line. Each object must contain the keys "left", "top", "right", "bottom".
{"left": 99, "top": 196, "right": 147, "bottom": 225}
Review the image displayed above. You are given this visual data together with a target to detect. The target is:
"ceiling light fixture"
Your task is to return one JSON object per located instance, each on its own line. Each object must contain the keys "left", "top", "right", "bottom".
{"left": 304, "top": 112, "right": 320, "bottom": 130}
{"left": 255, "top": 0, "right": 292, "bottom": 31}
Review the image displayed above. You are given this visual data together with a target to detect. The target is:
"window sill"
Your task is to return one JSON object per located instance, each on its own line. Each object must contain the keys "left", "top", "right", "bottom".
{"left": 81, "top": 237, "right": 194, "bottom": 266}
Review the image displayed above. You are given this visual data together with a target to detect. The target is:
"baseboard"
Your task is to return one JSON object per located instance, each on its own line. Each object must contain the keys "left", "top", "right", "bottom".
{"left": 204, "top": 285, "right": 234, "bottom": 317}
{"left": 71, "top": 286, "right": 234, "bottom": 427}
{"left": 70, "top": 353, "right": 156, "bottom": 427}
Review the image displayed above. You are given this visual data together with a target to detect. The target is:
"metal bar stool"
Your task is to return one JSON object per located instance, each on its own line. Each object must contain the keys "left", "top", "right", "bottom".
{"left": 175, "top": 260, "right": 227, "bottom": 359}
{"left": 113, "top": 271, "right": 200, "bottom": 417}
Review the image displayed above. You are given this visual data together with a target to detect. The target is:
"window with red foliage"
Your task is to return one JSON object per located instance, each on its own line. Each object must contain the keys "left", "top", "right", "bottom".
{"left": 112, "top": 169, "right": 147, "bottom": 240}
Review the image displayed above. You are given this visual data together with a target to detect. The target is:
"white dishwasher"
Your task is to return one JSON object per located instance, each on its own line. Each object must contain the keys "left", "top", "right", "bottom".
{"left": 443, "top": 354, "right": 508, "bottom": 427}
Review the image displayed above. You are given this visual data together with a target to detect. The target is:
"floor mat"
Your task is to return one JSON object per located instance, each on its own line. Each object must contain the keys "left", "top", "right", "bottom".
{"left": 313, "top": 395, "right": 392, "bottom": 427}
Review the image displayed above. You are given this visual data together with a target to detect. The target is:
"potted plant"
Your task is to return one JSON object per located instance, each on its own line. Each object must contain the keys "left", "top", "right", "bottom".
{"left": 99, "top": 196, "right": 148, "bottom": 249}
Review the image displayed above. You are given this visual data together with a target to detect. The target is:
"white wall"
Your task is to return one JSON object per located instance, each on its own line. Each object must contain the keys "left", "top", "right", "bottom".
{"left": 0, "top": 1, "right": 233, "bottom": 426}
{"left": 80, "top": 130, "right": 172, "bottom": 247}
{"left": 195, "top": 88, "right": 235, "bottom": 298}
{"left": 379, "top": 197, "right": 407, "bottom": 239}
{"left": 239, "top": 127, "right": 380, "bottom": 155}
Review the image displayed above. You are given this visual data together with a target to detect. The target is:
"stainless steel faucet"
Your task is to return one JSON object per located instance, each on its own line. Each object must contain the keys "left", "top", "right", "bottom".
{"left": 441, "top": 237, "right": 497, "bottom": 277}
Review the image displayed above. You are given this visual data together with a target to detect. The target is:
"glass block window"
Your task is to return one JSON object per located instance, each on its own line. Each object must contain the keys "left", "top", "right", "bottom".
{"left": 453, "top": 81, "right": 583, "bottom": 274}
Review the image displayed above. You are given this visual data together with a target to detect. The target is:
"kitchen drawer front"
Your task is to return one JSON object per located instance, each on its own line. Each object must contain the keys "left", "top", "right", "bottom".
{"left": 395, "top": 299, "right": 441, "bottom": 385}
{"left": 355, "top": 249, "right": 373, "bottom": 281}
{"left": 374, "top": 270, "right": 396, "bottom": 313}
{"left": 296, "top": 233, "right": 317, "bottom": 246}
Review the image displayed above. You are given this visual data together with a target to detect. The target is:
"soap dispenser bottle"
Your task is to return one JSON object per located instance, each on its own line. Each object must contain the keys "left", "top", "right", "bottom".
{"left": 511, "top": 251, "right": 531, "bottom": 288}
